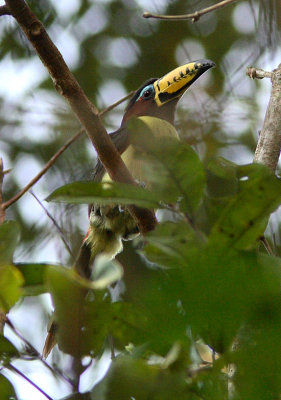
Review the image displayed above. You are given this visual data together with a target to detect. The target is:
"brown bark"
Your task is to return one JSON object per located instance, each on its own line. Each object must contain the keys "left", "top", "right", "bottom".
{"left": 254, "top": 64, "right": 281, "bottom": 173}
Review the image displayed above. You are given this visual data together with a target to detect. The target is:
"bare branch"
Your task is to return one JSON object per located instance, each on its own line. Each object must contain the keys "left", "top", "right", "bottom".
{"left": 253, "top": 64, "right": 281, "bottom": 172}
{"left": 30, "top": 190, "right": 75, "bottom": 259}
{"left": 247, "top": 67, "right": 272, "bottom": 80}
{"left": 5, "top": 317, "right": 74, "bottom": 387}
{"left": 2, "top": 91, "right": 134, "bottom": 211}
{"left": 259, "top": 236, "right": 274, "bottom": 256}
{"left": 99, "top": 91, "right": 134, "bottom": 117}
{"left": 5, "top": 0, "right": 156, "bottom": 233}
{"left": 2, "top": 129, "right": 84, "bottom": 210}
{"left": 0, "top": 5, "right": 11, "bottom": 16}
{"left": 143, "top": 0, "right": 240, "bottom": 22}
{"left": 7, "top": 364, "right": 54, "bottom": 400}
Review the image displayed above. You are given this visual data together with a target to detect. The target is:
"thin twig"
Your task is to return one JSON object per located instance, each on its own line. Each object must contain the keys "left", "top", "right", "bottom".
{"left": 5, "top": 317, "right": 74, "bottom": 387}
{"left": 2, "top": 129, "right": 84, "bottom": 210}
{"left": 99, "top": 91, "right": 134, "bottom": 116}
{"left": 0, "top": 5, "right": 11, "bottom": 16}
{"left": 143, "top": 0, "right": 240, "bottom": 22}
{"left": 0, "top": 158, "right": 5, "bottom": 224}
{"left": 259, "top": 236, "right": 274, "bottom": 256}
{"left": 7, "top": 363, "right": 54, "bottom": 400}
{"left": 247, "top": 67, "right": 272, "bottom": 80}
{"left": 2, "top": 92, "right": 134, "bottom": 211}
{"left": 29, "top": 190, "right": 75, "bottom": 259}
{"left": 108, "top": 333, "right": 116, "bottom": 360}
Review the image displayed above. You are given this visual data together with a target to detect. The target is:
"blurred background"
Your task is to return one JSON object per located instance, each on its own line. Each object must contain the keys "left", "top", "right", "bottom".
{"left": 1, "top": 0, "right": 281, "bottom": 398}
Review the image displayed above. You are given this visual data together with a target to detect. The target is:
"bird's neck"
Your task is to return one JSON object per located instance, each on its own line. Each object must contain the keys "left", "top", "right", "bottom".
{"left": 121, "top": 98, "right": 178, "bottom": 127}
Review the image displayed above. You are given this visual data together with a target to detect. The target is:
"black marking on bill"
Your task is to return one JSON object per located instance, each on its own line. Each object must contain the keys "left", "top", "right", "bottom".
{"left": 157, "top": 62, "right": 214, "bottom": 104}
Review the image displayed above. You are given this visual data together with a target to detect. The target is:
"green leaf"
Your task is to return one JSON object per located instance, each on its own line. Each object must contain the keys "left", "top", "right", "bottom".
{"left": 46, "top": 181, "right": 161, "bottom": 208}
{"left": 46, "top": 265, "right": 113, "bottom": 357}
{"left": 92, "top": 256, "right": 123, "bottom": 289}
{"left": 195, "top": 157, "right": 239, "bottom": 234}
{"left": 91, "top": 355, "right": 189, "bottom": 400}
{"left": 192, "top": 368, "right": 228, "bottom": 400}
{"left": 0, "top": 336, "right": 19, "bottom": 364}
{"left": 138, "top": 242, "right": 281, "bottom": 354}
{"left": 126, "top": 272, "right": 192, "bottom": 354}
{"left": 91, "top": 352, "right": 228, "bottom": 400}
{"left": 15, "top": 263, "right": 53, "bottom": 295}
{"left": 143, "top": 221, "right": 202, "bottom": 268}
{"left": 0, "top": 221, "right": 20, "bottom": 264}
{"left": 196, "top": 157, "right": 240, "bottom": 233}
{"left": 110, "top": 302, "right": 149, "bottom": 348}
{"left": 128, "top": 117, "right": 206, "bottom": 215}
{"left": 209, "top": 163, "right": 281, "bottom": 250}
{"left": 206, "top": 157, "right": 239, "bottom": 198}
{"left": 0, "top": 265, "right": 24, "bottom": 312}
{"left": 179, "top": 245, "right": 281, "bottom": 353}
{"left": 233, "top": 313, "right": 281, "bottom": 400}
{"left": 61, "top": 393, "right": 91, "bottom": 400}
{"left": 0, "top": 374, "right": 17, "bottom": 399}
{"left": 46, "top": 266, "right": 89, "bottom": 357}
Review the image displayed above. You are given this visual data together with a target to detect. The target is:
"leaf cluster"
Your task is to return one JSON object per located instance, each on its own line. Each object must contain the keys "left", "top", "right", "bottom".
{"left": 1, "top": 116, "right": 281, "bottom": 399}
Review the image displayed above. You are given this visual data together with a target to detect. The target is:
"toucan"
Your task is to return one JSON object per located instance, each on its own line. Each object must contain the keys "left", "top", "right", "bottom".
{"left": 43, "top": 59, "right": 215, "bottom": 358}
{"left": 75, "top": 59, "right": 215, "bottom": 278}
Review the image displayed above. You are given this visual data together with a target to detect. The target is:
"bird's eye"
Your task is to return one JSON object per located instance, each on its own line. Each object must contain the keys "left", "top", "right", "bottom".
{"left": 143, "top": 89, "right": 151, "bottom": 98}
{"left": 138, "top": 84, "right": 154, "bottom": 101}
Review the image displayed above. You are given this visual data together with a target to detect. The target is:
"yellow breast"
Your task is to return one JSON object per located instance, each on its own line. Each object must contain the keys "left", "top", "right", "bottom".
{"left": 102, "top": 116, "right": 179, "bottom": 183}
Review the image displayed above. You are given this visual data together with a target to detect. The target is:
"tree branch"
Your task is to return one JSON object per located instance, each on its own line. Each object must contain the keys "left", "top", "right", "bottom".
{"left": 2, "top": 129, "right": 84, "bottom": 210}
{"left": 99, "top": 91, "right": 134, "bottom": 117}
{"left": 143, "top": 0, "right": 240, "bottom": 22}
{"left": 7, "top": 364, "right": 54, "bottom": 400}
{"left": 246, "top": 67, "right": 272, "bottom": 80}
{"left": 5, "top": 317, "right": 74, "bottom": 387}
{"left": 2, "top": 91, "right": 134, "bottom": 211}
{"left": 252, "top": 64, "right": 281, "bottom": 173}
{"left": 5, "top": 0, "right": 156, "bottom": 233}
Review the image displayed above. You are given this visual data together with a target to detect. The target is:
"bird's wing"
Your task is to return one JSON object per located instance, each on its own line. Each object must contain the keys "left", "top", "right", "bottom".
{"left": 88, "top": 126, "right": 130, "bottom": 216}
{"left": 92, "top": 126, "right": 129, "bottom": 182}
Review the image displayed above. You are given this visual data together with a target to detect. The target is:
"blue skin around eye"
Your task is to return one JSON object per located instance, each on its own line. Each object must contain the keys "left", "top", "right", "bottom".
{"left": 137, "top": 84, "right": 155, "bottom": 101}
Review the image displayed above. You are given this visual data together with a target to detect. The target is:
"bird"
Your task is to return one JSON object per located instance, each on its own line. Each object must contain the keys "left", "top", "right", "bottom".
{"left": 42, "top": 59, "right": 215, "bottom": 358}
{"left": 75, "top": 59, "right": 215, "bottom": 279}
